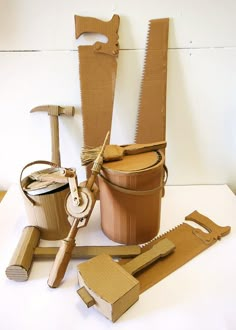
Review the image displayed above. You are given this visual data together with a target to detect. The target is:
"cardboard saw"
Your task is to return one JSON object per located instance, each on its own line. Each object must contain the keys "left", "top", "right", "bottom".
{"left": 120, "top": 210, "right": 231, "bottom": 293}
{"left": 75, "top": 14, "right": 120, "bottom": 178}
{"left": 134, "top": 18, "right": 169, "bottom": 196}
{"left": 135, "top": 18, "right": 169, "bottom": 145}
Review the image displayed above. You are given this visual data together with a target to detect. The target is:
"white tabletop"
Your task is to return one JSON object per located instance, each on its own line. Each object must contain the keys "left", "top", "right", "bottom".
{"left": 0, "top": 184, "right": 235, "bottom": 330}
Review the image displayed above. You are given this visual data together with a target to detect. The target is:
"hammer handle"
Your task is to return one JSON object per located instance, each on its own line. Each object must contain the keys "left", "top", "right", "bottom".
{"left": 122, "top": 238, "right": 175, "bottom": 275}
{"left": 50, "top": 115, "right": 60, "bottom": 166}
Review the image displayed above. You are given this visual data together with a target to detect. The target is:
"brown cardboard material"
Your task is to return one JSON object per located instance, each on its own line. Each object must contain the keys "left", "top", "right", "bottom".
{"left": 77, "top": 238, "right": 175, "bottom": 322}
{"left": 20, "top": 161, "right": 71, "bottom": 240}
{"left": 135, "top": 18, "right": 169, "bottom": 197}
{"left": 5, "top": 226, "right": 141, "bottom": 282}
{"left": 135, "top": 18, "right": 169, "bottom": 144}
{"left": 47, "top": 133, "right": 110, "bottom": 288}
{"left": 74, "top": 14, "right": 120, "bottom": 178}
{"left": 5, "top": 226, "right": 40, "bottom": 281}
{"left": 80, "top": 141, "right": 167, "bottom": 165}
{"left": 30, "top": 105, "right": 75, "bottom": 167}
{"left": 98, "top": 151, "right": 166, "bottom": 244}
{"left": 120, "top": 211, "right": 231, "bottom": 294}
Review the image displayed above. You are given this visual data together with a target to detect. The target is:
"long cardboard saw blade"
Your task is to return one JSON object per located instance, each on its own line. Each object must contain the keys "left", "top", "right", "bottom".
{"left": 119, "top": 210, "right": 231, "bottom": 293}
{"left": 75, "top": 14, "right": 120, "bottom": 178}
{"left": 135, "top": 18, "right": 169, "bottom": 145}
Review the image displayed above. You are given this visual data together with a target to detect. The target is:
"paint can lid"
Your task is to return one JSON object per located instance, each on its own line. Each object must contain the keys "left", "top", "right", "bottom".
{"left": 102, "top": 151, "right": 162, "bottom": 173}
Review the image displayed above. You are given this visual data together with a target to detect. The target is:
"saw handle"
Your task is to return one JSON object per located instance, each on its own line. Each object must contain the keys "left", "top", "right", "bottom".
{"left": 74, "top": 14, "right": 120, "bottom": 56}
{"left": 47, "top": 218, "right": 79, "bottom": 288}
{"left": 185, "top": 210, "right": 231, "bottom": 241}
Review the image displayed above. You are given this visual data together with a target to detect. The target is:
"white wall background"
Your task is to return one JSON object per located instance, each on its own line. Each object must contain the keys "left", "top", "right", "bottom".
{"left": 0, "top": 0, "right": 235, "bottom": 192}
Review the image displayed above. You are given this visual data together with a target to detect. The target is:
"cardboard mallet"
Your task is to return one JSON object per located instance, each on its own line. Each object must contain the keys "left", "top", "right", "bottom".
{"left": 5, "top": 226, "right": 141, "bottom": 282}
{"left": 77, "top": 238, "right": 175, "bottom": 322}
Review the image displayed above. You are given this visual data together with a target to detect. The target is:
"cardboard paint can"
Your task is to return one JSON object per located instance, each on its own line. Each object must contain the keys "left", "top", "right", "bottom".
{"left": 20, "top": 161, "right": 71, "bottom": 240}
{"left": 98, "top": 151, "right": 166, "bottom": 244}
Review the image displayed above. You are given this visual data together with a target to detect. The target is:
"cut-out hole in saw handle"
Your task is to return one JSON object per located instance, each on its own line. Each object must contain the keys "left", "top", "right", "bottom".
{"left": 75, "top": 33, "right": 108, "bottom": 47}
{"left": 74, "top": 14, "right": 120, "bottom": 56}
{"left": 185, "top": 210, "right": 231, "bottom": 244}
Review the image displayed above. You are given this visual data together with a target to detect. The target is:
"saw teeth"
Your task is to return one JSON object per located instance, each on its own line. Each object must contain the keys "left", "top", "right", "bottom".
{"left": 134, "top": 21, "right": 151, "bottom": 143}
{"left": 135, "top": 18, "right": 169, "bottom": 144}
{"left": 140, "top": 223, "right": 184, "bottom": 248}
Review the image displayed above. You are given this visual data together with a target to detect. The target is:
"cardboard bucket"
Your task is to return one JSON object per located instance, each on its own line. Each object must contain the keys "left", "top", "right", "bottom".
{"left": 20, "top": 161, "right": 71, "bottom": 240}
{"left": 98, "top": 151, "right": 166, "bottom": 244}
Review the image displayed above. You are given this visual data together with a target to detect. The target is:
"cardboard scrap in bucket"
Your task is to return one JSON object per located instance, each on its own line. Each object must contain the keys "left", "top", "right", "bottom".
{"left": 20, "top": 161, "right": 71, "bottom": 240}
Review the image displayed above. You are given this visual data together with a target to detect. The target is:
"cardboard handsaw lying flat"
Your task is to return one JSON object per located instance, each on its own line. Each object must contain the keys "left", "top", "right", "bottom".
{"left": 135, "top": 18, "right": 169, "bottom": 145}
{"left": 120, "top": 210, "right": 231, "bottom": 294}
{"left": 75, "top": 15, "right": 120, "bottom": 177}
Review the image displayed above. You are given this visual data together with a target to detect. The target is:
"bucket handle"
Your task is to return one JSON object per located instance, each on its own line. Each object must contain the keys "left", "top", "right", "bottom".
{"left": 99, "top": 165, "right": 168, "bottom": 196}
{"left": 20, "top": 160, "right": 59, "bottom": 206}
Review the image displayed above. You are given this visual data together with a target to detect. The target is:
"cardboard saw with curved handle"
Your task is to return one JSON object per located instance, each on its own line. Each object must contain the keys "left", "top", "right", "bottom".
{"left": 74, "top": 14, "right": 120, "bottom": 178}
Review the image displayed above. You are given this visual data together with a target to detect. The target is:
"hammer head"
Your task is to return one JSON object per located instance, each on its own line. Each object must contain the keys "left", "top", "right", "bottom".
{"left": 30, "top": 105, "right": 75, "bottom": 117}
{"left": 5, "top": 226, "right": 41, "bottom": 281}
{"left": 77, "top": 238, "right": 175, "bottom": 321}
{"left": 77, "top": 254, "right": 139, "bottom": 322}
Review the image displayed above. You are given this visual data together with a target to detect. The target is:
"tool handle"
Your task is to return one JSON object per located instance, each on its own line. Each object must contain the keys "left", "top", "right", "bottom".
{"left": 47, "top": 218, "right": 79, "bottom": 288}
{"left": 74, "top": 15, "right": 119, "bottom": 56}
{"left": 122, "top": 238, "right": 175, "bottom": 275}
{"left": 86, "top": 132, "right": 110, "bottom": 190}
{"left": 185, "top": 210, "right": 231, "bottom": 239}
{"left": 47, "top": 238, "right": 76, "bottom": 288}
{"left": 34, "top": 245, "right": 141, "bottom": 259}
{"left": 123, "top": 141, "right": 167, "bottom": 155}
{"left": 50, "top": 115, "right": 60, "bottom": 166}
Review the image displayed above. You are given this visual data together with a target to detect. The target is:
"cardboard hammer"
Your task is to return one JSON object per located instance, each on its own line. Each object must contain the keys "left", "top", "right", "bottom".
{"left": 77, "top": 238, "right": 175, "bottom": 322}
{"left": 30, "top": 105, "right": 75, "bottom": 166}
{"left": 5, "top": 226, "right": 141, "bottom": 282}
